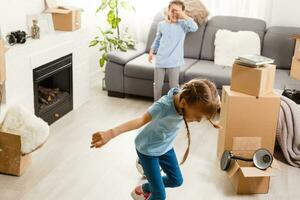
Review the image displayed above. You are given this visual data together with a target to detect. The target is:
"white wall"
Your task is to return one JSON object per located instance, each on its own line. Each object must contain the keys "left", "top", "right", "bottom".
{"left": 270, "top": 0, "right": 300, "bottom": 27}
{"left": 1, "top": 0, "right": 300, "bottom": 75}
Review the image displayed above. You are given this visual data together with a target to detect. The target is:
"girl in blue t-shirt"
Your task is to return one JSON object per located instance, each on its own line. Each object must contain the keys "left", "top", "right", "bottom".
{"left": 91, "top": 79, "right": 221, "bottom": 200}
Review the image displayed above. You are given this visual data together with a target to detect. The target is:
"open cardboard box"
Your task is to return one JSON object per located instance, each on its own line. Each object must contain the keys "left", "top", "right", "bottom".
{"left": 291, "top": 56, "right": 300, "bottom": 80}
{"left": 0, "top": 132, "right": 32, "bottom": 176}
{"left": 217, "top": 86, "right": 280, "bottom": 158}
{"left": 227, "top": 159, "right": 279, "bottom": 194}
{"left": 231, "top": 63, "right": 276, "bottom": 97}
{"left": 224, "top": 136, "right": 280, "bottom": 194}
{"left": 44, "top": 0, "right": 82, "bottom": 31}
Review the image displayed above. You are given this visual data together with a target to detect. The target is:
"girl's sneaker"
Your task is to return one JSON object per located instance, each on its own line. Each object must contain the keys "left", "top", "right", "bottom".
{"left": 131, "top": 185, "right": 151, "bottom": 200}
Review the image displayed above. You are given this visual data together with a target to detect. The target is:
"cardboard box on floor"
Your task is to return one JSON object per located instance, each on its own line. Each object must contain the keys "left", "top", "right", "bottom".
{"left": 291, "top": 56, "right": 300, "bottom": 80}
{"left": 0, "top": 132, "right": 32, "bottom": 176}
{"left": 225, "top": 137, "right": 279, "bottom": 194}
{"left": 231, "top": 63, "right": 276, "bottom": 97}
{"left": 294, "top": 37, "right": 300, "bottom": 59}
{"left": 44, "top": 0, "right": 82, "bottom": 31}
{"left": 217, "top": 86, "right": 280, "bottom": 159}
{"left": 0, "top": 38, "right": 8, "bottom": 83}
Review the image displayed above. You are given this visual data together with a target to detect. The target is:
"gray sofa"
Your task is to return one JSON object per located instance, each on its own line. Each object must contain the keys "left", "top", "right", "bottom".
{"left": 105, "top": 14, "right": 300, "bottom": 98}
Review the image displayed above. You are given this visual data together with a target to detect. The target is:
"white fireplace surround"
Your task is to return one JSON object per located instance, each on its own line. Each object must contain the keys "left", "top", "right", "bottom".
{"left": 0, "top": 29, "right": 90, "bottom": 121}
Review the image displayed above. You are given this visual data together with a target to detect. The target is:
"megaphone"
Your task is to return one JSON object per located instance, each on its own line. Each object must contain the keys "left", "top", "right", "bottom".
{"left": 220, "top": 148, "right": 273, "bottom": 171}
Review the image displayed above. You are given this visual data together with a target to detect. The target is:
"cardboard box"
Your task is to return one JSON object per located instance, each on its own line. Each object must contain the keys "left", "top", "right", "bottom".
{"left": 291, "top": 56, "right": 300, "bottom": 80}
{"left": 294, "top": 38, "right": 300, "bottom": 59}
{"left": 217, "top": 86, "right": 280, "bottom": 159}
{"left": 44, "top": 0, "right": 82, "bottom": 31}
{"left": 231, "top": 63, "right": 276, "bottom": 97}
{"left": 0, "top": 132, "right": 32, "bottom": 176}
{"left": 0, "top": 39, "right": 7, "bottom": 83}
{"left": 223, "top": 136, "right": 279, "bottom": 194}
{"left": 227, "top": 159, "right": 278, "bottom": 194}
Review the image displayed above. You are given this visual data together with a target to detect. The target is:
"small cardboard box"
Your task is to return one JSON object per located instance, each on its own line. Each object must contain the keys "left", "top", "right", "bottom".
{"left": 0, "top": 132, "right": 32, "bottom": 176}
{"left": 294, "top": 38, "right": 300, "bottom": 59}
{"left": 217, "top": 86, "right": 280, "bottom": 158}
{"left": 227, "top": 158, "right": 278, "bottom": 194}
{"left": 291, "top": 56, "right": 300, "bottom": 80}
{"left": 44, "top": 0, "right": 82, "bottom": 31}
{"left": 0, "top": 39, "right": 7, "bottom": 83}
{"left": 231, "top": 63, "right": 276, "bottom": 97}
{"left": 224, "top": 136, "right": 279, "bottom": 194}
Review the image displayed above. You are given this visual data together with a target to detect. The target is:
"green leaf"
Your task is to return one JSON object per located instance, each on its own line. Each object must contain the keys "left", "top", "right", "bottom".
{"left": 109, "top": 0, "right": 117, "bottom": 9}
{"left": 99, "top": 56, "right": 107, "bottom": 68}
{"left": 120, "top": 1, "right": 135, "bottom": 11}
{"left": 107, "top": 10, "right": 116, "bottom": 24}
{"left": 111, "top": 17, "right": 121, "bottom": 29}
{"left": 96, "top": 0, "right": 108, "bottom": 13}
{"left": 89, "top": 40, "right": 98, "bottom": 47}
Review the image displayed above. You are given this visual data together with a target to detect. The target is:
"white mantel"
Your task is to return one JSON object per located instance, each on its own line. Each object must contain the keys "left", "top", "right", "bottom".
{"left": 0, "top": 28, "right": 90, "bottom": 121}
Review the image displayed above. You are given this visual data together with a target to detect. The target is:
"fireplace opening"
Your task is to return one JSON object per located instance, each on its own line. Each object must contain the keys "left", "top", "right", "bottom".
{"left": 33, "top": 54, "right": 73, "bottom": 124}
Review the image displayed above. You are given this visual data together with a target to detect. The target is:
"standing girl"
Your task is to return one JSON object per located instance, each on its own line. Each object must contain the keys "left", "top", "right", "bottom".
{"left": 148, "top": 0, "right": 198, "bottom": 101}
{"left": 91, "top": 79, "right": 220, "bottom": 200}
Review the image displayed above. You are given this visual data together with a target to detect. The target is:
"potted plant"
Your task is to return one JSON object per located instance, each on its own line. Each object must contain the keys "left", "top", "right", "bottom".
{"left": 90, "top": 0, "right": 136, "bottom": 90}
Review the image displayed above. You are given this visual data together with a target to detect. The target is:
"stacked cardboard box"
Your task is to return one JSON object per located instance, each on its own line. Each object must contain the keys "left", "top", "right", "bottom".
{"left": 291, "top": 37, "right": 300, "bottom": 80}
{"left": 217, "top": 63, "right": 280, "bottom": 194}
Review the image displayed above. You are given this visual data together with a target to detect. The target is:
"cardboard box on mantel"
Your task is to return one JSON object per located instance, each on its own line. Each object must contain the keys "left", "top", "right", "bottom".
{"left": 217, "top": 86, "right": 280, "bottom": 159}
{"left": 294, "top": 37, "right": 300, "bottom": 59}
{"left": 231, "top": 63, "right": 276, "bottom": 97}
{"left": 44, "top": 0, "right": 83, "bottom": 31}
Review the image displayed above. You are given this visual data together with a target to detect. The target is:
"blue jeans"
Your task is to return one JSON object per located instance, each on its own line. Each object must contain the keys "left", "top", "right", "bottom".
{"left": 137, "top": 148, "right": 183, "bottom": 200}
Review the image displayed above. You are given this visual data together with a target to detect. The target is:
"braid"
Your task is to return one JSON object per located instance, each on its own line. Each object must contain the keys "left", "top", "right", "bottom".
{"left": 180, "top": 109, "right": 191, "bottom": 165}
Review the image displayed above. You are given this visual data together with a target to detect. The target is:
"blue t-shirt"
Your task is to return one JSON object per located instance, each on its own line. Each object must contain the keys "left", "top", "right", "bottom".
{"left": 135, "top": 88, "right": 184, "bottom": 156}
{"left": 151, "top": 18, "right": 198, "bottom": 68}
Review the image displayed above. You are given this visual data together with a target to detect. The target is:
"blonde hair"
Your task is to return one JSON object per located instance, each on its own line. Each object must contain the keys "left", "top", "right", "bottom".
{"left": 179, "top": 79, "right": 221, "bottom": 165}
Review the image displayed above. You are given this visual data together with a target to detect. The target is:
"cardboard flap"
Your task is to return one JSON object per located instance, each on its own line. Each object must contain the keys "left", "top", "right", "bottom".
{"left": 45, "top": 0, "right": 58, "bottom": 8}
{"left": 45, "top": 7, "right": 72, "bottom": 14}
{"left": 240, "top": 167, "right": 274, "bottom": 177}
{"left": 227, "top": 161, "right": 240, "bottom": 177}
{"left": 59, "top": 6, "right": 84, "bottom": 12}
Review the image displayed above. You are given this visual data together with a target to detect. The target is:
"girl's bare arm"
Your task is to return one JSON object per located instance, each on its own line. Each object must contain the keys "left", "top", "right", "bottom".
{"left": 90, "top": 112, "right": 152, "bottom": 148}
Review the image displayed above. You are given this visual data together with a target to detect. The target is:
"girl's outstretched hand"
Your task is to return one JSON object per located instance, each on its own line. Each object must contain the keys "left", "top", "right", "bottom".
{"left": 90, "top": 130, "right": 113, "bottom": 148}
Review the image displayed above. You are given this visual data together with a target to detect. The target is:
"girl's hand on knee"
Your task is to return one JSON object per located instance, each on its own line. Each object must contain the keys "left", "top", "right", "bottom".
{"left": 90, "top": 130, "right": 113, "bottom": 148}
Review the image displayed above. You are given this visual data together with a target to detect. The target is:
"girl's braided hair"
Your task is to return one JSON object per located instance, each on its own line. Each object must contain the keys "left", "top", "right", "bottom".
{"left": 179, "top": 79, "right": 221, "bottom": 165}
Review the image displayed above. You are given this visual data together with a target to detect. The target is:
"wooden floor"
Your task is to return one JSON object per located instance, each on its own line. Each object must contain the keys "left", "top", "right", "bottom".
{"left": 1, "top": 74, "right": 300, "bottom": 200}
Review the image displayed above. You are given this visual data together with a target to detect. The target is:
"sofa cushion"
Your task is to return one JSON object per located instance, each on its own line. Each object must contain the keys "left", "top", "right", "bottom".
{"left": 275, "top": 69, "right": 300, "bottom": 90}
{"left": 107, "top": 43, "right": 146, "bottom": 65}
{"left": 184, "top": 60, "right": 232, "bottom": 89}
{"left": 262, "top": 26, "right": 300, "bottom": 70}
{"left": 145, "top": 12, "right": 206, "bottom": 59}
{"left": 201, "top": 16, "right": 266, "bottom": 61}
{"left": 124, "top": 53, "right": 197, "bottom": 83}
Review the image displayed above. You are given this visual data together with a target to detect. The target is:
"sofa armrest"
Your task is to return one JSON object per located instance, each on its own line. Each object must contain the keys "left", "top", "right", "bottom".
{"left": 108, "top": 43, "right": 146, "bottom": 65}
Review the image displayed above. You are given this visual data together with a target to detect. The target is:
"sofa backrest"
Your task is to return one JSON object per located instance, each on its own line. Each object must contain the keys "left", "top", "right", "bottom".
{"left": 200, "top": 16, "right": 266, "bottom": 61}
{"left": 262, "top": 26, "right": 300, "bottom": 70}
{"left": 145, "top": 12, "right": 206, "bottom": 59}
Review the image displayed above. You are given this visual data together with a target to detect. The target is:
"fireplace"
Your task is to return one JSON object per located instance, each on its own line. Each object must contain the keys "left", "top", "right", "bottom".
{"left": 33, "top": 54, "right": 73, "bottom": 124}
